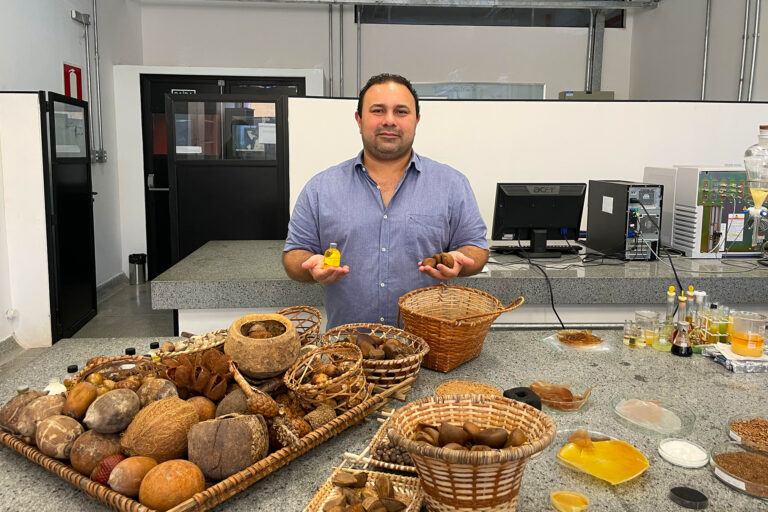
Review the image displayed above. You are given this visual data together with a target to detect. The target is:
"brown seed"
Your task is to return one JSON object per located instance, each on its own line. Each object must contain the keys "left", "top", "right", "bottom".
{"left": 438, "top": 422, "right": 470, "bottom": 447}
{"left": 412, "top": 431, "right": 437, "bottom": 445}
{"left": 377, "top": 498, "right": 407, "bottom": 512}
{"left": 322, "top": 495, "right": 346, "bottom": 512}
{"left": 340, "top": 487, "right": 362, "bottom": 505}
{"left": 505, "top": 427, "right": 528, "bottom": 447}
{"left": 422, "top": 257, "right": 437, "bottom": 268}
{"left": 473, "top": 427, "right": 509, "bottom": 449}
{"left": 368, "top": 348, "right": 386, "bottom": 361}
{"left": 332, "top": 471, "right": 359, "bottom": 488}
{"left": 312, "top": 373, "right": 330, "bottom": 385}
{"left": 422, "top": 427, "right": 440, "bottom": 445}
{"left": 443, "top": 442, "right": 468, "bottom": 451}
{"left": 471, "top": 444, "right": 492, "bottom": 452}
{"left": 462, "top": 421, "right": 481, "bottom": 437}
{"left": 440, "top": 253, "right": 455, "bottom": 268}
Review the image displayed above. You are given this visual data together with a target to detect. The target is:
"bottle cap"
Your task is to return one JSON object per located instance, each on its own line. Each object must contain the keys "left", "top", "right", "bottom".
{"left": 330, "top": 242, "right": 337, "bottom": 249}
{"left": 16, "top": 385, "right": 29, "bottom": 394}
{"left": 149, "top": 342, "right": 159, "bottom": 349}
{"left": 125, "top": 347, "right": 136, "bottom": 356}
{"left": 669, "top": 487, "right": 708, "bottom": 509}
{"left": 66, "top": 364, "right": 78, "bottom": 373}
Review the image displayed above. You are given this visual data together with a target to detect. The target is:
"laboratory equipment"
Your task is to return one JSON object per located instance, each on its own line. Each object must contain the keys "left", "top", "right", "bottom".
{"left": 743, "top": 126, "right": 768, "bottom": 250}
{"left": 731, "top": 311, "right": 766, "bottom": 357}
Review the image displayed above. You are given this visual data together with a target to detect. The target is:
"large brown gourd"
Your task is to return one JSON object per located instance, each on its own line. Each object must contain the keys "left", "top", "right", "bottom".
{"left": 139, "top": 460, "right": 205, "bottom": 512}
{"left": 35, "top": 415, "right": 84, "bottom": 459}
{"left": 0, "top": 390, "right": 46, "bottom": 435}
{"left": 224, "top": 314, "right": 299, "bottom": 379}
{"left": 120, "top": 397, "right": 199, "bottom": 462}
{"left": 16, "top": 394, "right": 66, "bottom": 438}
{"left": 83, "top": 389, "right": 141, "bottom": 434}
{"left": 187, "top": 413, "right": 269, "bottom": 481}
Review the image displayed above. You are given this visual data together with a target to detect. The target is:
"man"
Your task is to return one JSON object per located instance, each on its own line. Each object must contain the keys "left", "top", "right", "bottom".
{"left": 283, "top": 73, "right": 488, "bottom": 328}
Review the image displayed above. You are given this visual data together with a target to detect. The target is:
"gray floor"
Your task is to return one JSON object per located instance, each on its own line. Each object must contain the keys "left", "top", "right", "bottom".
{"left": 0, "top": 281, "right": 173, "bottom": 380}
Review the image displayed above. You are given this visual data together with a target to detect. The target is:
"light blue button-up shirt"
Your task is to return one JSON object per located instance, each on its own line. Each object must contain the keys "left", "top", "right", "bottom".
{"left": 284, "top": 151, "right": 488, "bottom": 328}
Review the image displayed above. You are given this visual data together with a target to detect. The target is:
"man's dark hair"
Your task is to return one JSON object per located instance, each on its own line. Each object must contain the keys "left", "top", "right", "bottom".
{"left": 357, "top": 73, "right": 420, "bottom": 117}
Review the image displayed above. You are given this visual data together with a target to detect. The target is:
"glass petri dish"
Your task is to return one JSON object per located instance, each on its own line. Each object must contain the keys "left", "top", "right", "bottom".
{"left": 610, "top": 396, "right": 695, "bottom": 437}
{"left": 658, "top": 438, "right": 708, "bottom": 468}
{"left": 529, "top": 380, "right": 593, "bottom": 414}
{"left": 554, "top": 428, "right": 649, "bottom": 485}
{"left": 727, "top": 414, "right": 768, "bottom": 454}
{"left": 710, "top": 441, "right": 768, "bottom": 501}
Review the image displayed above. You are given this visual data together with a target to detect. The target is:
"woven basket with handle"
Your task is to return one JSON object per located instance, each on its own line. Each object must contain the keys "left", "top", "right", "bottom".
{"left": 387, "top": 394, "right": 555, "bottom": 512}
{"left": 398, "top": 284, "right": 524, "bottom": 372}
{"left": 320, "top": 323, "right": 429, "bottom": 390}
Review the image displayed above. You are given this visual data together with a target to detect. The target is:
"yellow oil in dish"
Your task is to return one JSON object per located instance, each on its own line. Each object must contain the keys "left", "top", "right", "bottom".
{"left": 323, "top": 243, "right": 341, "bottom": 268}
{"left": 750, "top": 186, "right": 768, "bottom": 208}
{"left": 558, "top": 430, "right": 649, "bottom": 485}
{"left": 550, "top": 491, "right": 589, "bottom": 512}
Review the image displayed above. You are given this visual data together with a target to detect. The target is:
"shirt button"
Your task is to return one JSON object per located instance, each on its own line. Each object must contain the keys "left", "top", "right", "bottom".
{"left": 383, "top": 215, "right": 388, "bottom": 219}
{"left": 377, "top": 185, "right": 381, "bottom": 190}
{"left": 381, "top": 247, "right": 386, "bottom": 252}
{"left": 380, "top": 317, "right": 385, "bottom": 322}
{"left": 380, "top": 282, "right": 385, "bottom": 287}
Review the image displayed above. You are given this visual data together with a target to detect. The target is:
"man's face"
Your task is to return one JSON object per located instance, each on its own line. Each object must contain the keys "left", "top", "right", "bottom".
{"left": 355, "top": 82, "right": 420, "bottom": 162}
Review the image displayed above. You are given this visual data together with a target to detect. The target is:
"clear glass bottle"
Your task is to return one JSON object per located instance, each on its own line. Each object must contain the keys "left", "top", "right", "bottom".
{"left": 623, "top": 320, "right": 641, "bottom": 348}
{"left": 63, "top": 364, "right": 78, "bottom": 390}
{"left": 671, "top": 322, "right": 693, "bottom": 357}
{"left": 323, "top": 242, "right": 341, "bottom": 268}
{"left": 744, "top": 125, "right": 768, "bottom": 210}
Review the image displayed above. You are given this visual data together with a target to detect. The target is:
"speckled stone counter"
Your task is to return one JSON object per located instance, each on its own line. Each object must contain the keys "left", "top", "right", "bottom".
{"left": 1, "top": 332, "right": 767, "bottom": 511}
{"left": 151, "top": 240, "right": 768, "bottom": 310}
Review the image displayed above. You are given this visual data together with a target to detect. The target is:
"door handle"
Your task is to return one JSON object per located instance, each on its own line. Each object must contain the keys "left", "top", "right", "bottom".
{"left": 147, "top": 173, "right": 170, "bottom": 192}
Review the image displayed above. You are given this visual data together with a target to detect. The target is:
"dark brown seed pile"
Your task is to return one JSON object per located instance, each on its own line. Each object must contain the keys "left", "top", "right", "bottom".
{"left": 372, "top": 439, "right": 413, "bottom": 466}
{"left": 714, "top": 451, "right": 768, "bottom": 497}
{"left": 731, "top": 418, "right": 768, "bottom": 448}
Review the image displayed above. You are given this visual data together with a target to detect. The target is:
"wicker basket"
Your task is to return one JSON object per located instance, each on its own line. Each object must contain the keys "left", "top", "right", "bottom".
{"left": 321, "top": 323, "right": 429, "bottom": 391}
{"left": 157, "top": 329, "right": 227, "bottom": 361}
{"left": 387, "top": 394, "right": 556, "bottom": 512}
{"left": 303, "top": 466, "right": 423, "bottom": 512}
{"left": 361, "top": 416, "right": 417, "bottom": 474}
{"left": 277, "top": 306, "right": 322, "bottom": 346}
{"left": 73, "top": 355, "right": 165, "bottom": 385}
{"left": 398, "top": 284, "right": 524, "bottom": 372}
{"left": 284, "top": 342, "right": 372, "bottom": 413}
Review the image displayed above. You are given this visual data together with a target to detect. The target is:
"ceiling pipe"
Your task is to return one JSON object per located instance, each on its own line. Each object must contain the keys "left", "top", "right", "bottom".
{"left": 92, "top": 0, "right": 106, "bottom": 162}
{"left": 328, "top": 5, "right": 333, "bottom": 96}
{"left": 739, "top": 0, "right": 750, "bottom": 101}
{"left": 339, "top": 5, "right": 344, "bottom": 96}
{"left": 70, "top": 10, "right": 95, "bottom": 157}
{"left": 701, "top": 0, "right": 711, "bottom": 100}
{"left": 749, "top": 0, "right": 762, "bottom": 101}
{"left": 357, "top": 5, "right": 362, "bottom": 94}
{"left": 585, "top": 9, "right": 595, "bottom": 93}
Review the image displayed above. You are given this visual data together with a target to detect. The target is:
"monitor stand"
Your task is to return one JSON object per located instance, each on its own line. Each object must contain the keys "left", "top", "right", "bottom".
{"left": 511, "top": 229, "right": 565, "bottom": 259}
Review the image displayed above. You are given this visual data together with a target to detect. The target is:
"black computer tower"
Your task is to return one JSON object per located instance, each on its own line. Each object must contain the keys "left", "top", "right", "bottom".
{"left": 586, "top": 180, "right": 664, "bottom": 260}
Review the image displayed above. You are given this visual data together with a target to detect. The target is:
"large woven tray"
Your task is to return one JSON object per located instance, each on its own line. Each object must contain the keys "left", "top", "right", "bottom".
{"left": 0, "top": 378, "right": 412, "bottom": 512}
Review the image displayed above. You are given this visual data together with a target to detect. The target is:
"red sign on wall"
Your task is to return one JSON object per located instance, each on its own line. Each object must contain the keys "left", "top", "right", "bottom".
{"left": 63, "top": 64, "right": 83, "bottom": 100}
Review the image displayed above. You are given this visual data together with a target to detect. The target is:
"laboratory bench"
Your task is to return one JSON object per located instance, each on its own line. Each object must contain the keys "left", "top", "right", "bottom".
{"left": 0, "top": 331, "right": 766, "bottom": 511}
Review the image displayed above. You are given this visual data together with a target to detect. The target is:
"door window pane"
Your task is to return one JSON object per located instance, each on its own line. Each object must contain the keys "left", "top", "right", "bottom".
{"left": 53, "top": 101, "right": 87, "bottom": 158}
{"left": 172, "top": 101, "right": 277, "bottom": 161}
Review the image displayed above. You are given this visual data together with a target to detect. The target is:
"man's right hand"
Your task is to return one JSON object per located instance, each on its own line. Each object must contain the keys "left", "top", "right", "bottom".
{"left": 301, "top": 254, "right": 350, "bottom": 285}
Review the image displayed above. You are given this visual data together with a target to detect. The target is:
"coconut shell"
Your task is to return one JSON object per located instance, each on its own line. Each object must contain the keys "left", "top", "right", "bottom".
{"left": 137, "top": 378, "right": 178, "bottom": 408}
{"left": 0, "top": 390, "right": 46, "bottom": 434}
{"left": 83, "top": 389, "right": 140, "bottom": 434}
{"left": 108, "top": 456, "right": 158, "bottom": 498}
{"left": 215, "top": 388, "right": 248, "bottom": 417}
{"left": 16, "top": 394, "right": 66, "bottom": 438}
{"left": 35, "top": 415, "right": 84, "bottom": 459}
{"left": 139, "top": 460, "right": 205, "bottom": 512}
{"left": 224, "top": 314, "right": 299, "bottom": 379}
{"left": 187, "top": 413, "right": 268, "bottom": 481}
{"left": 120, "top": 397, "right": 199, "bottom": 462}
{"left": 70, "top": 430, "right": 122, "bottom": 476}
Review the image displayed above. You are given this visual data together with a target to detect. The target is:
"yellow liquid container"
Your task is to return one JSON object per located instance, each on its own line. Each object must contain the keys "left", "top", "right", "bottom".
{"left": 323, "top": 243, "right": 341, "bottom": 268}
{"left": 751, "top": 186, "right": 768, "bottom": 208}
{"left": 645, "top": 330, "right": 659, "bottom": 347}
{"left": 732, "top": 332, "right": 765, "bottom": 357}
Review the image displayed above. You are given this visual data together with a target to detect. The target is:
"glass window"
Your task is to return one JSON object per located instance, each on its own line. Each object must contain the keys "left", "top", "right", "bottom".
{"left": 414, "top": 82, "right": 544, "bottom": 100}
{"left": 172, "top": 101, "right": 277, "bottom": 161}
{"left": 53, "top": 101, "right": 87, "bottom": 159}
{"left": 357, "top": 6, "right": 624, "bottom": 28}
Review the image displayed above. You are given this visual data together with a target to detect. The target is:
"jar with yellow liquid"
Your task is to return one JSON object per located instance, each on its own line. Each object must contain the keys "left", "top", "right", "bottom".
{"left": 731, "top": 311, "right": 767, "bottom": 357}
{"left": 323, "top": 242, "right": 341, "bottom": 268}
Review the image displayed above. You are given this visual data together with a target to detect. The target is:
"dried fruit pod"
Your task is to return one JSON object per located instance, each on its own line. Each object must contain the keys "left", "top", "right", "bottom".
{"left": 137, "top": 378, "right": 178, "bottom": 408}
{"left": 440, "top": 253, "right": 455, "bottom": 268}
{"left": 108, "top": 456, "right": 158, "bottom": 498}
{"left": 304, "top": 404, "right": 336, "bottom": 430}
{"left": 374, "top": 474, "right": 394, "bottom": 499}
{"left": 91, "top": 453, "right": 126, "bottom": 485}
{"left": 70, "top": 430, "right": 122, "bottom": 476}
{"left": 16, "top": 394, "right": 66, "bottom": 438}
{"left": 35, "top": 415, "right": 84, "bottom": 459}
{"left": 188, "top": 414, "right": 268, "bottom": 481}
{"left": 229, "top": 361, "right": 279, "bottom": 418}
{"left": 0, "top": 390, "right": 46, "bottom": 435}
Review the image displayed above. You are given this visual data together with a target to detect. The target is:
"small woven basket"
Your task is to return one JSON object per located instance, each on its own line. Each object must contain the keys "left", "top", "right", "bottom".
{"left": 398, "top": 284, "right": 524, "bottom": 372}
{"left": 73, "top": 355, "right": 165, "bottom": 385}
{"left": 387, "top": 394, "right": 556, "bottom": 512}
{"left": 284, "top": 342, "right": 372, "bottom": 413}
{"left": 158, "top": 329, "right": 228, "bottom": 362}
{"left": 320, "top": 323, "right": 429, "bottom": 390}
{"left": 277, "top": 306, "right": 322, "bottom": 346}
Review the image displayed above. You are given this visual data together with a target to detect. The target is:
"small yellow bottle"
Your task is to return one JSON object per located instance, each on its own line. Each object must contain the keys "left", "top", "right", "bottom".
{"left": 323, "top": 242, "right": 341, "bottom": 268}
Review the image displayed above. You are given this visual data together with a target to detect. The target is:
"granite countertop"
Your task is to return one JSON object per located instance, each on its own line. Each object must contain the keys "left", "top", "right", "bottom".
{"left": 1, "top": 332, "right": 767, "bottom": 511}
{"left": 151, "top": 241, "right": 768, "bottom": 309}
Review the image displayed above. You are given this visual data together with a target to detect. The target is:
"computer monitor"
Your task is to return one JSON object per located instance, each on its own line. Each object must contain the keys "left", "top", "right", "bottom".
{"left": 491, "top": 183, "right": 587, "bottom": 258}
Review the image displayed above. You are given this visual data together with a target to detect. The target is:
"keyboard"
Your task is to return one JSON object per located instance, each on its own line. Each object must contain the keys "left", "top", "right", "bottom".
{"left": 490, "top": 242, "right": 583, "bottom": 256}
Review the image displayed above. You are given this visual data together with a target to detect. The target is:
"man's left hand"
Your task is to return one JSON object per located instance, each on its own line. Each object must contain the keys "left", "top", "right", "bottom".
{"left": 418, "top": 251, "right": 474, "bottom": 281}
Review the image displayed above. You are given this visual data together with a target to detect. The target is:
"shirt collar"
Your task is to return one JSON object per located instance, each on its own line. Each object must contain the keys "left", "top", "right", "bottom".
{"left": 354, "top": 150, "right": 423, "bottom": 174}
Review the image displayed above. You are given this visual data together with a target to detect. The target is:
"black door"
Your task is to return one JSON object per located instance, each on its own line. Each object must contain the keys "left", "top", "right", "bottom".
{"left": 43, "top": 92, "right": 97, "bottom": 341}
{"left": 140, "top": 75, "right": 305, "bottom": 279}
{"left": 165, "top": 93, "right": 290, "bottom": 263}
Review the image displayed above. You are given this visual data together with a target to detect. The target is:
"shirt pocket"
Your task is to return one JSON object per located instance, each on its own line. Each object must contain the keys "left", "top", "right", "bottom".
{"left": 405, "top": 213, "right": 450, "bottom": 259}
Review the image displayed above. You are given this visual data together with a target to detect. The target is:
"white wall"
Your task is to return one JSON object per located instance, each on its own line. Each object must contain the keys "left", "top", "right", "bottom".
{"left": 0, "top": 95, "right": 52, "bottom": 348}
{"left": 629, "top": 0, "right": 768, "bottom": 101}
{"left": 289, "top": 97, "right": 768, "bottom": 231}
{"left": 139, "top": 2, "right": 632, "bottom": 99}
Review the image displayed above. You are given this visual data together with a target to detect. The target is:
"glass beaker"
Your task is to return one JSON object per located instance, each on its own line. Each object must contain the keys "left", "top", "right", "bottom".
{"left": 635, "top": 310, "right": 659, "bottom": 347}
{"left": 731, "top": 311, "right": 767, "bottom": 357}
{"left": 623, "top": 320, "right": 642, "bottom": 348}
